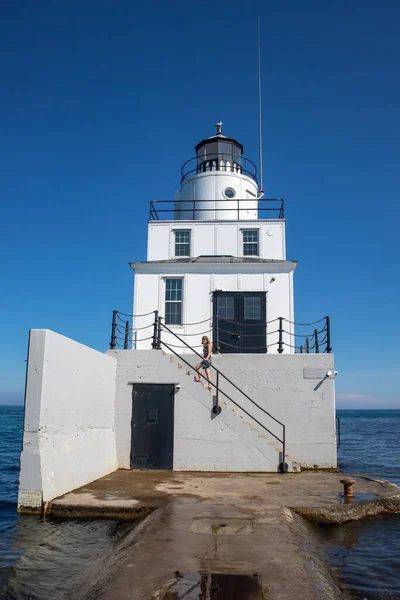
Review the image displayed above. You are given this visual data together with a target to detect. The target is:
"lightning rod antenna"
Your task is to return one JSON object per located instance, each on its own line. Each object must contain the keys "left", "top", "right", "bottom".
{"left": 257, "top": 16, "right": 264, "bottom": 197}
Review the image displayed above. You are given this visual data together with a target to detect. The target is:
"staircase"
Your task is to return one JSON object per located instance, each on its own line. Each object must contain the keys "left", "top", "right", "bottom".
{"left": 162, "top": 350, "right": 293, "bottom": 473}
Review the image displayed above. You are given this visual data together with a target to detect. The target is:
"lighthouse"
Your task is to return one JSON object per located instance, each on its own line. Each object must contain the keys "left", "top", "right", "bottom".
{"left": 131, "top": 123, "right": 296, "bottom": 354}
{"left": 17, "top": 124, "right": 337, "bottom": 511}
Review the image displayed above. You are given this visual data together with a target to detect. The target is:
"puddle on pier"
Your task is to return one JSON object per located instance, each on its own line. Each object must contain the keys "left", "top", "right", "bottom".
{"left": 339, "top": 492, "right": 380, "bottom": 504}
{"left": 162, "top": 572, "right": 263, "bottom": 599}
{"left": 326, "top": 492, "right": 380, "bottom": 505}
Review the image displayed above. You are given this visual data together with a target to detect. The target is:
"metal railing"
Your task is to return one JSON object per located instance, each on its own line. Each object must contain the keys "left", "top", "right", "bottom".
{"left": 180, "top": 154, "right": 258, "bottom": 184}
{"left": 156, "top": 318, "right": 287, "bottom": 473}
{"left": 108, "top": 309, "right": 287, "bottom": 471}
{"left": 149, "top": 198, "right": 285, "bottom": 221}
{"left": 109, "top": 311, "right": 332, "bottom": 354}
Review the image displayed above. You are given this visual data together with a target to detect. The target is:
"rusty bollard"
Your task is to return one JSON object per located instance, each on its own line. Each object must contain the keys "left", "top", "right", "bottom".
{"left": 340, "top": 478, "right": 356, "bottom": 498}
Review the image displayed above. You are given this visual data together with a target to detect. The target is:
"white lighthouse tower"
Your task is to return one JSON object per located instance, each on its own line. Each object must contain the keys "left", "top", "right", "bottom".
{"left": 131, "top": 123, "right": 296, "bottom": 354}
{"left": 17, "top": 123, "right": 337, "bottom": 512}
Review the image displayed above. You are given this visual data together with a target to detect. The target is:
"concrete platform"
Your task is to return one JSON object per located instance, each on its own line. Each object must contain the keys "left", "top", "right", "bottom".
{"left": 48, "top": 471, "right": 400, "bottom": 599}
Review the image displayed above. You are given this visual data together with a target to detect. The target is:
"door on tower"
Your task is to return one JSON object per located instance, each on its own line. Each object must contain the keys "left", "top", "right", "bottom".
{"left": 213, "top": 291, "right": 267, "bottom": 354}
{"left": 130, "top": 383, "right": 175, "bottom": 470}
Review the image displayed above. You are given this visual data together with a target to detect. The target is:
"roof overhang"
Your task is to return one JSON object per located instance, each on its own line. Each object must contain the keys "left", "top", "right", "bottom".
{"left": 129, "top": 259, "right": 297, "bottom": 275}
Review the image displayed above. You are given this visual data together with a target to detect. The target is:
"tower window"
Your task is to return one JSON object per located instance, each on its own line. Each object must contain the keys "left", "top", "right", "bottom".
{"left": 243, "top": 230, "right": 259, "bottom": 256}
{"left": 165, "top": 279, "right": 183, "bottom": 325}
{"left": 174, "top": 230, "right": 191, "bottom": 257}
{"left": 224, "top": 187, "right": 236, "bottom": 199}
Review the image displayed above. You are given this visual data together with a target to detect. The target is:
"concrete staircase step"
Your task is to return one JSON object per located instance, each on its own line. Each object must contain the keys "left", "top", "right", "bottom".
{"left": 162, "top": 351, "right": 283, "bottom": 469}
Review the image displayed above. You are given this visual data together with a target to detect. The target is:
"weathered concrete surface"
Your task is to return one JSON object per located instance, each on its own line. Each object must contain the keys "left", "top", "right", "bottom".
{"left": 19, "top": 329, "right": 118, "bottom": 508}
{"left": 48, "top": 470, "right": 400, "bottom": 600}
{"left": 49, "top": 470, "right": 400, "bottom": 518}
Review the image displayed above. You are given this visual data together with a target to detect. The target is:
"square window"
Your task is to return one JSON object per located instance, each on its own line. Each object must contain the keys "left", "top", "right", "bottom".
{"left": 243, "top": 230, "right": 259, "bottom": 256}
{"left": 174, "top": 230, "right": 191, "bottom": 257}
{"left": 217, "top": 296, "right": 235, "bottom": 320}
{"left": 244, "top": 296, "right": 261, "bottom": 320}
{"left": 165, "top": 279, "right": 183, "bottom": 325}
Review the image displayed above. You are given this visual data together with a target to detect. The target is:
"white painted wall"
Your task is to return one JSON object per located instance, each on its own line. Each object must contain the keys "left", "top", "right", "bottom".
{"left": 132, "top": 269, "right": 294, "bottom": 353}
{"left": 18, "top": 330, "right": 118, "bottom": 507}
{"left": 108, "top": 349, "right": 337, "bottom": 471}
{"left": 147, "top": 220, "right": 286, "bottom": 261}
{"left": 179, "top": 171, "right": 259, "bottom": 220}
{"left": 212, "top": 353, "right": 337, "bottom": 469}
{"left": 109, "top": 349, "right": 280, "bottom": 471}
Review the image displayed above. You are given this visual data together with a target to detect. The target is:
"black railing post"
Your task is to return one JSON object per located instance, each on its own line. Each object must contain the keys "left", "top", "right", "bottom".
{"left": 305, "top": 338, "right": 309, "bottom": 354}
{"left": 157, "top": 316, "right": 163, "bottom": 350}
{"left": 124, "top": 321, "right": 130, "bottom": 350}
{"left": 299, "top": 345, "right": 303, "bottom": 354}
{"left": 278, "top": 317, "right": 284, "bottom": 353}
{"left": 212, "top": 371, "right": 222, "bottom": 415}
{"left": 314, "top": 329, "right": 319, "bottom": 353}
{"left": 152, "top": 310, "right": 159, "bottom": 350}
{"left": 279, "top": 425, "right": 287, "bottom": 473}
{"left": 110, "top": 310, "right": 117, "bottom": 349}
{"left": 326, "top": 316, "right": 332, "bottom": 353}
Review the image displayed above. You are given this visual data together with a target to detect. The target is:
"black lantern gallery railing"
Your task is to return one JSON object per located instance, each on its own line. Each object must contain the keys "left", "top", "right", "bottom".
{"left": 149, "top": 198, "right": 285, "bottom": 221}
{"left": 180, "top": 154, "right": 258, "bottom": 184}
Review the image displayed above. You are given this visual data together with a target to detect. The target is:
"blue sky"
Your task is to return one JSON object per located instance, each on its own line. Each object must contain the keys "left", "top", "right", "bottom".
{"left": 1, "top": 1, "right": 399, "bottom": 408}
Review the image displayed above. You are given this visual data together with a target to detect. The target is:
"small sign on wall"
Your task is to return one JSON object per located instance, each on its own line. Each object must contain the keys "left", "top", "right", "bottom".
{"left": 18, "top": 489, "right": 42, "bottom": 510}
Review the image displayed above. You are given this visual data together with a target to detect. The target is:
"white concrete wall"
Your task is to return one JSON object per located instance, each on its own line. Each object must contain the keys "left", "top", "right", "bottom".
{"left": 212, "top": 353, "right": 337, "bottom": 469}
{"left": 18, "top": 330, "right": 118, "bottom": 507}
{"left": 132, "top": 270, "right": 294, "bottom": 353}
{"left": 109, "top": 350, "right": 337, "bottom": 471}
{"left": 108, "top": 349, "right": 283, "bottom": 471}
{"left": 147, "top": 220, "right": 286, "bottom": 261}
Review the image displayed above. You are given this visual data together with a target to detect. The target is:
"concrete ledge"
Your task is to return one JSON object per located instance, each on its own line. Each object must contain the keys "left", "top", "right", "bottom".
{"left": 293, "top": 494, "right": 400, "bottom": 524}
{"left": 47, "top": 504, "right": 154, "bottom": 521}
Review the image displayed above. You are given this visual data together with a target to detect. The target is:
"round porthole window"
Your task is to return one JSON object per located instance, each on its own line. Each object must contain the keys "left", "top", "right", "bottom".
{"left": 224, "top": 187, "right": 236, "bottom": 199}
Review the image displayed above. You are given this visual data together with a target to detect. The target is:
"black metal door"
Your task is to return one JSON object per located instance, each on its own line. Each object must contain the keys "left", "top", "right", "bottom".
{"left": 213, "top": 291, "right": 266, "bottom": 354}
{"left": 131, "top": 384, "right": 174, "bottom": 470}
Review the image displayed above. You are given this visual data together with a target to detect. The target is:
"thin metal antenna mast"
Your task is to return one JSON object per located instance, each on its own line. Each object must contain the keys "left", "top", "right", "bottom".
{"left": 257, "top": 16, "right": 264, "bottom": 197}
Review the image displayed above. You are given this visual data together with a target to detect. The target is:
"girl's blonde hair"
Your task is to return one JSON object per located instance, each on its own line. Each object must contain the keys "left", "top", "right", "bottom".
{"left": 202, "top": 335, "right": 211, "bottom": 344}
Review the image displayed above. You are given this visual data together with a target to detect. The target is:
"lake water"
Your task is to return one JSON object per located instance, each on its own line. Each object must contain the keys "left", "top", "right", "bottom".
{"left": 0, "top": 406, "right": 399, "bottom": 599}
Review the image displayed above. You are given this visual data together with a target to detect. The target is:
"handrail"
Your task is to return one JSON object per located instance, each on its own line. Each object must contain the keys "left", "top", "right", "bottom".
{"left": 159, "top": 321, "right": 285, "bottom": 429}
{"left": 157, "top": 319, "right": 287, "bottom": 471}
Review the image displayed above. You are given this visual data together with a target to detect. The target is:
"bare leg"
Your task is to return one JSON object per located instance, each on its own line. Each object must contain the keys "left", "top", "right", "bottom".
{"left": 194, "top": 363, "right": 201, "bottom": 382}
{"left": 204, "top": 368, "right": 212, "bottom": 390}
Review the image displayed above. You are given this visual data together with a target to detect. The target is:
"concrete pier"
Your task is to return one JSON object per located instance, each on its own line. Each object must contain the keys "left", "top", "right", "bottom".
{"left": 47, "top": 471, "right": 400, "bottom": 599}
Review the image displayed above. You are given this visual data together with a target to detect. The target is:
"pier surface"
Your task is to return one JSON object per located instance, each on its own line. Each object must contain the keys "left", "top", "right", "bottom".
{"left": 49, "top": 471, "right": 400, "bottom": 599}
